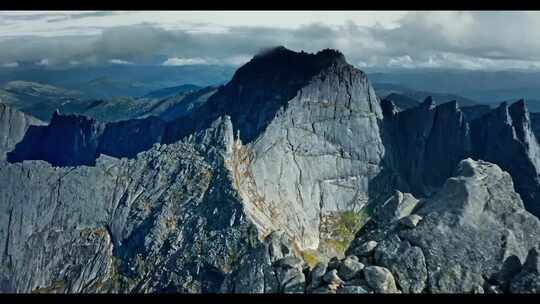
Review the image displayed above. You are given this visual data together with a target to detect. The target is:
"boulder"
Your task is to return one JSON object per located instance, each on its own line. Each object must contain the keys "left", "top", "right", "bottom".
{"left": 322, "top": 269, "right": 344, "bottom": 287}
{"left": 363, "top": 266, "right": 400, "bottom": 294}
{"left": 338, "top": 256, "right": 365, "bottom": 280}
{"left": 350, "top": 240, "right": 378, "bottom": 257}
{"left": 398, "top": 214, "right": 423, "bottom": 229}
{"left": 307, "top": 262, "right": 327, "bottom": 290}
{"left": 337, "top": 285, "right": 371, "bottom": 294}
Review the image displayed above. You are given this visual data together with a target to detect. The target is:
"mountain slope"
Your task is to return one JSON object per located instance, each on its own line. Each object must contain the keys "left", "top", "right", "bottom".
{"left": 142, "top": 84, "right": 202, "bottom": 99}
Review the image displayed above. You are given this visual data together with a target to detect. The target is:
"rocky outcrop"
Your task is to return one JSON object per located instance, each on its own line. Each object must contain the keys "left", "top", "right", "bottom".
{"left": 382, "top": 98, "right": 471, "bottom": 196}
{"left": 7, "top": 112, "right": 166, "bottom": 166}
{"left": 99, "top": 117, "right": 166, "bottom": 159}
{"left": 7, "top": 111, "right": 105, "bottom": 166}
{"left": 461, "top": 104, "right": 491, "bottom": 122}
{"left": 382, "top": 97, "right": 540, "bottom": 218}
{"left": 470, "top": 100, "right": 540, "bottom": 217}
{"left": 530, "top": 112, "right": 540, "bottom": 140}
{"left": 0, "top": 103, "right": 45, "bottom": 160}
{"left": 344, "top": 159, "right": 540, "bottom": 293}
{"left": 510, "top": 246, "right": 540, "bottom": 293}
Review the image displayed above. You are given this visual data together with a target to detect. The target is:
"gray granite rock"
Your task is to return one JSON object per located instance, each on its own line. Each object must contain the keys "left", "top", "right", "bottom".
{"left": 470, "top": 100, "right": 540, "bottom": 217}
{"left": 373, "top": 190, "right": 421, "bottom": 224}
{"left": 322, "top": 269, "right": 344, "bottom": 286}
{"left": 307, "top": 262, "right": 327, "bottom": 290}
{"left": 510, "top": 247, "right": 540, "bottom": 293}
{"left": 349, "top": 241, "right": 378, "bottom": 257}
{"left": 4, "top": 47, "right": 540, "bottom": 294}
{"left": 382, "top": 98, "right": 472, "bottom": 197}
{"left": 0, "top": 115, "right": 272, "bottom": 293}
{"left": 373, "top": 235, "right": 427, "bottom": 293}
{"left": 338, "top": 256, "right": 365, "bottom": 280}
{"left": 351, "top": 159, "right": 540, "bottom": 293}
{"left": 399, "top": 214, "right": 423, "bottom": 228}
{"left": 337, "top": 285, "right": 371, "bottom": 294}
{"left": 363, "top": 266, "right": 400, "bottom": 293}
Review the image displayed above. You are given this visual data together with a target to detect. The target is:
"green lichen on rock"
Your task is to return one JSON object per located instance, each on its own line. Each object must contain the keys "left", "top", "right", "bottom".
{"left": 301, "top": 250, "right": 321, "bottom": 269}
{"left": 319, "top": 207, "right": 373, "bottom": 258}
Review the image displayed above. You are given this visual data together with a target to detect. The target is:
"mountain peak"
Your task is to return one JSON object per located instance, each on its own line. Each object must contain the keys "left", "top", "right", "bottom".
{"left": 253, "top": 45, "right": 291, "bottom": 58}
{"left": 253, "top": 46, "right": 346, "bottom": 64}
{"left": 421, "top": 96, "right": 436, "bottom": 109}
{"left": 509, "top": 99, "right": 528, "bottom": 115}
{"left": 244, "top": 46, "right": 347, "bottom": 77}
{"left": 169, "top": 47, "right": 361, "bottom": 143}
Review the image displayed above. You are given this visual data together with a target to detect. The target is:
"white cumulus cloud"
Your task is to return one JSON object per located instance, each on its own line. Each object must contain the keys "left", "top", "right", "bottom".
{"left": 108, "top": 59, "right": 133, "bottom": 65}
{"left": 162, "top": 57, "right": 210, "bottom": 66}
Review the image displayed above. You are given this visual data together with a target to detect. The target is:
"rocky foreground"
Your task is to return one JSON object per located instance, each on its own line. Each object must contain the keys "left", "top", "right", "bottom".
{"left": 1, "top": 47, "right": 540, "bottom": 293}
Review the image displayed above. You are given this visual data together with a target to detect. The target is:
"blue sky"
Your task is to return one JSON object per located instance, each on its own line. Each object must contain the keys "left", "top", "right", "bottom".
{"left": 1, "top": 11, "right": 540, "bottom": 71}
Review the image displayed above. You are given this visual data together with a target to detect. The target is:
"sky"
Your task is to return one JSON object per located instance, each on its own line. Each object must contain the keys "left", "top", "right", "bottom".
{"left": 1, "top": 11, "right": 540, "bottom": 71}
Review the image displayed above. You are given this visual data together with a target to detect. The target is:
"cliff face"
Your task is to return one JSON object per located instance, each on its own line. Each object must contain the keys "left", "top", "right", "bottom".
{"left": 7, "top": 112, "right": 166, "bottom": 166}
{"left": 236, "top": 57, "right": 387, "bottom": 256}
{"left": 381, "top": 98, "right": 472, "bottom": 196}
{"left": 0, "top": 103, "right": 45, "bottom": 160}
{"left": 470, "top": 100, "right": 540, "bottom": 216}
{"left": 382, "top": 95, "right": 540, "bottom": 218}
{"left": 7, "top": 111, "right": 106, "bottom": 166}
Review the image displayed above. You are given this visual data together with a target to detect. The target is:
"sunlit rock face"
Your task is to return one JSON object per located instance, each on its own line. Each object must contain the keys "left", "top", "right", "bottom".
{"left": 216, "top": 47, "right": 388, "bottom": 257}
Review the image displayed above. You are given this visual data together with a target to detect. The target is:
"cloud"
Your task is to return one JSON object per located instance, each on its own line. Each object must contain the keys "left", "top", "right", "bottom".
{"left": 36, "top": 59, "right": 49, "bottom": 66}
{"left": 46, "top": 11, "right": 120, "bottom": 23}
{"left": 368, "top": 11, "right": 540, "bottom": 62}
{"left": 2, "top": 12, "right": 540, "bottom": 71}
{"left": 162, "top": 55, "right": 250, "bottom": 66}
{"left": 1, "top": 62, "right": 18, "bottom": 68}
{"left": 163, "top": 57, "right": 210, "bottom": 66}
{"left": 109, "top": 59, "right": 133, "bottom": 65}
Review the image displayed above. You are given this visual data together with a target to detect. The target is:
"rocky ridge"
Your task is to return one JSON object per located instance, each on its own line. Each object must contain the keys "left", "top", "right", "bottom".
{"left": 382, "top": 96, "right": 540, "bottom": 218}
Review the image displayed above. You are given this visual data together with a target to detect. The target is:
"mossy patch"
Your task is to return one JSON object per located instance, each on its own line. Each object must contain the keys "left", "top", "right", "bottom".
{"left": 319, "top": 206, "right": 373, "bottom": 257}
{"left": 301, "top": 250, "right": 321, "bottom": 268}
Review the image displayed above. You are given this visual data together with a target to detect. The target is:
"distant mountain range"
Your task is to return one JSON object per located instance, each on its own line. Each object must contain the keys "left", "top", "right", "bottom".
{"left": 0, "top": 81, "right": 216, "bottom": 122}
{"left": 0, "top": 64, "right": 235, "bottom": 99}
{"left": 370, "top": 69, "right": 540, "bottom": 108}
